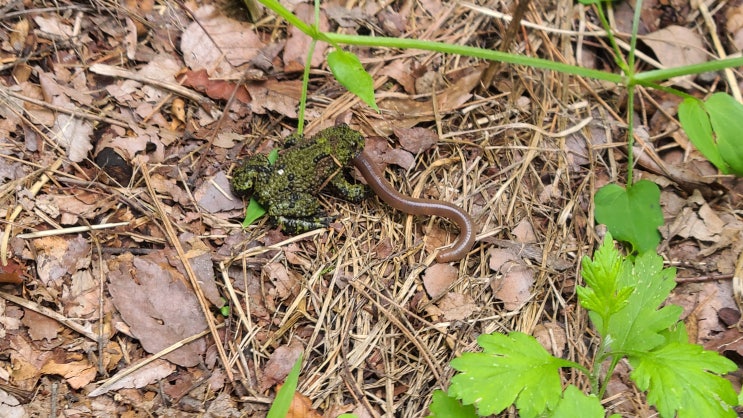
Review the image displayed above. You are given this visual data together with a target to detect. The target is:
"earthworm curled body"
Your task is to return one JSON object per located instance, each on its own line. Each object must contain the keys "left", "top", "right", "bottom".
{"left": 352, "top": 151, "right": 476, "bottom": 263}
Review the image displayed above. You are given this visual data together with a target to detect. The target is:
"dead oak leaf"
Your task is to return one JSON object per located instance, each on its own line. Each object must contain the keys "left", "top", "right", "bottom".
{"left": 40, "top": 354, "right": 96, "bottom": 389}
{"left": 21, "top": 309, "right": 60, "bottom": 342}
{"left": 181, "top": 5, "right": 265, "bottom": 78}
{"left": 181, "top": 69, "right": 250, "bottom": 103}
{"left": 107, "top": 252, "right": 208, "bottom": 367}
{"left": 88, "top": 359, "right": 175, "bottom": 397}
{"left": 422, "top": 263, "right": 458, "bottom": 299}
{"left": 489, "top": 248, "right": 535, "bottom": 311}
{"left": 259, "top": 342, "right": 303, "bottom": 392}
{"left": 642, "top": 26, "right": 706, "bottom": 88}
{"left": 436, "top": 292, "right": 477, "bottom": 321}
{"left": 394, "top": 127, "right": 437, "bottom": 154}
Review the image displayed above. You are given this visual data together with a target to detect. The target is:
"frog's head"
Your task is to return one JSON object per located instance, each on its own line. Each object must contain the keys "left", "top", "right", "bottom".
{"left": 231, "top": 154, "right": 270, "bottom": 196}
{"left": 322, "top": 124, "right": 365, "bottom": 162}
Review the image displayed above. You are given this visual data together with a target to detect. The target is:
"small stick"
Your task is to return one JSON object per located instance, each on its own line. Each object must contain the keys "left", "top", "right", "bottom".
{"left": 16, "top": 222, "right": 130, "bottom": 239}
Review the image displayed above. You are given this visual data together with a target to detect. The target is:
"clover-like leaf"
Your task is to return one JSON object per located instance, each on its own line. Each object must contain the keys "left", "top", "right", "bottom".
{"left": 705, "top": 93, "right": 743, "bottom": 176}
{"left": 594, "top": 180, "right": 663, "bottom": 253}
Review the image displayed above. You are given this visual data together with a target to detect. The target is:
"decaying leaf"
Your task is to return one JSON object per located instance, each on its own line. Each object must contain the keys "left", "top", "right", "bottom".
{"left": 108, "top": 252, "right": 208, "bottom": 367}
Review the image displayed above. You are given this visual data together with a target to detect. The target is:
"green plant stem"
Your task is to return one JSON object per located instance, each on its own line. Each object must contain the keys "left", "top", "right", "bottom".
{"left": 597, "top": 356, "right": 621, "bottom": 399}
{"left": 259, "top": 0, "right": 743, "bottom": 87}
{"left": 297, "top": 38, "right": 317, "bottom": 134}
{"left": 593, "top": 4, "right": 628, "bottom": 74}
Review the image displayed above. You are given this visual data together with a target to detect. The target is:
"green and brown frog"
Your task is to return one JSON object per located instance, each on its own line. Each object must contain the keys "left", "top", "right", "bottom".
{"left": 230, "top": 124, "right": 369, "bottom": 233}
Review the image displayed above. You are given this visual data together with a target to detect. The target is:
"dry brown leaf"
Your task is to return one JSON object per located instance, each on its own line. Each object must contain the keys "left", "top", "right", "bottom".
{"left": 726, "top": 4, "right": 743, "bottom": 50}
{"left": 0, "top": 389, "right": 26, "bottom": 417}
{"left": 533, "top": 322, "right": 567, "bottom": 357}
{"left": 32, "top": 235, "right": 91, "bottom": 287}
{"left": 394, "top": 127, "right": 437, "bottom": 154}
{"left": 436, "top": 292, "right": 477, "bottom": 321}
{"left": 372, "top": 66, "right": 484, "bottom": 133}
{"left": 512, "top": 219, "right": 537, "bottom": 243}
{"left": 642, "top": 26, "right": 706, "bottom": 88}
{"left": 21, "top": 310, "right": 60, "bottom": 342}
{"left": 422, "top": 263, "right": 458, "bottom": 298}
{"left": 107, "top": 252, "right": 208, "bottom": 367}
{"left": 180, "top": 5, "right": 265, "bottom": 77}
{"left": 40, "top": 354, "right": 96, "bottom": 389}
{"left": 264, "top": 262, "right": 301, "bottom": 300}
{"left": 181, "top": 69, "right": 251, "bottom": 103}
{"left": 259, "top": 342, "right": 303, "bottom": 392}
{"left": 489, "top": 248, "right": 535, "bottom": 311}
{"left": 285, "top": 390, "right": 323, "bottom": 418}
{"left": 33, "top": 15, "right": 74, "bottom": 38}
{"left": 380, "top": 60, "right": 416, "bottom": 94}
{"left": 88, "top": 359, "right": 175, "bottom": 397}
{"left": 0, "top": 259, "right": 25, "bottom": 285}
{"left": 245, "top": 79, "right": 302, "bottom": 118}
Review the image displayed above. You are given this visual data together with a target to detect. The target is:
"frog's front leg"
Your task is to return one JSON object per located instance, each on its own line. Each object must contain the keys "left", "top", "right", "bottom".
{"left": 328, "top": 172, "right": 369, "bottom": 203}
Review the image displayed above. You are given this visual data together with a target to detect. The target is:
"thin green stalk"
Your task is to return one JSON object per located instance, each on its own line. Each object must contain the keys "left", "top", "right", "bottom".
{"left": 297, "top": 39, "right": 317, "bottom": 134}
{"left": 627, "top": 0, "right": 643, "bottom": 75}
{"left": 593, "top": 4, "right": 629, "bottom": 74}
{"left": 597, "top": 356, "right": 621, "bottom": 399}
{"left": 259, "top": 0, "right": 743, "bottom": 87}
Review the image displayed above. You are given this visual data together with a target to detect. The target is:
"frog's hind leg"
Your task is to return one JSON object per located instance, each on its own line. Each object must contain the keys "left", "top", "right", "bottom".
{"left": 272, "top": 215, "right": 334, "bottom": 234}
{"left": 327, "top": 173, "right": 369, "bottom": 203}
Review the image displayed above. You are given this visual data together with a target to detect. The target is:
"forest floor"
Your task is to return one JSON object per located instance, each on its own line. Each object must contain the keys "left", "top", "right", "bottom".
{"left": 1, "top": 0, "right": 743, "bottom": 416}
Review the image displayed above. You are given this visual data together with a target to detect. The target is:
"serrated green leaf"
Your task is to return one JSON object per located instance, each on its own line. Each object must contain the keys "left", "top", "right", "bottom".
{"left": 678, "top": 97, "right": 729, "bottom": 173}
{"left": 449, "top": 332, "right": 569, "bottom": 417}
{"left": 266, "top": 354, "right": 303, "bottom": 418}
{"left": 706, "top": 93, "right": 743, "bottom": 175}
{"left": 630, "top": 342, "right": 738, "bottom": 418}
{"left": 549, "top": 385, "right": 604, "bottom": 418}
{"left": 577, "top": 233, "right": 634, "bottom": 333}
{"left": 327, "top": 50, "right": 379, "bottom": 111}
{"left": 606, "top": 250, "right": 681, "bottom": 353}
{"left": 426, "top": 390, "right": 478, "bottom": 418}
{"left": 594, "top": 180, "right": 663, "bottom": 253}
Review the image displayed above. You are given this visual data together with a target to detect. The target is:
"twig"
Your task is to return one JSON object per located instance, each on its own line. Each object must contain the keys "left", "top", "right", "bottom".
{"left": 140, "top": 163, "right": 234, "bottom": 381}
{"left": 2, "top": 158, "right": 63, "bottom": 266}
{"left": 88, "top": 326, "right": 220, "bottom": 397}
{"left": 0, "top": 290, "right": 98, "bottom": 341}
{"left": 89, "top": 63, "right": 219, "bottom": 117}
{"left": 15, "top": 222, "right": 130, "bottom": 239}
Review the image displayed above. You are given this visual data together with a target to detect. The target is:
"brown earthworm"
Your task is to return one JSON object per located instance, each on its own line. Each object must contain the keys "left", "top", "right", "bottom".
{"left": 352, "top": 150, "right": 476, "bottom": 263}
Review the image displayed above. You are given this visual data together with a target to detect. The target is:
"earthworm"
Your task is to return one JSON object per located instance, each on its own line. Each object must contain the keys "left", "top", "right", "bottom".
{"left": 352, "top": 150, "right": 476, "bottom": 263}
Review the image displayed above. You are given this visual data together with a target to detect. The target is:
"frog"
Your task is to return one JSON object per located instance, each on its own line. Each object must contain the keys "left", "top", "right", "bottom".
{"left": 230, "top": 124, "right": 369, "bottom": 233}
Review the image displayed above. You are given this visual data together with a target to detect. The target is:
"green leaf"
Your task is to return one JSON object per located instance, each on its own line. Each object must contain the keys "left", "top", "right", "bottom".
{"left": 426, "top": 390, "right": 478, "bottom": 418}
{"left": 449, "top": 332, "right": 570, "bottom": 417}
{"left": 594, "top": 180, "right": 663, "bottom": 253}
{"left": 705, "top": 93, "right": 743, "bottom": 175}
{"left": 266, "top": 354, "right": 303, "bottom": 418}
{"left": 549, "top": 385, "right": 604, "bottom": 418}
{"left": 327, "top": 49, "right": 379, "bottom": 111}
{"left": 678, "top": 97, "right": 728, "bottom": 173}
{"left": 605, "top": 250, "right": 681, "bottom": 354}
{"left": 577, "top": 233, "right": 634, "bottom": 333}
{"left": 630, "top": 342, "right": 738, "bottom": 418}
